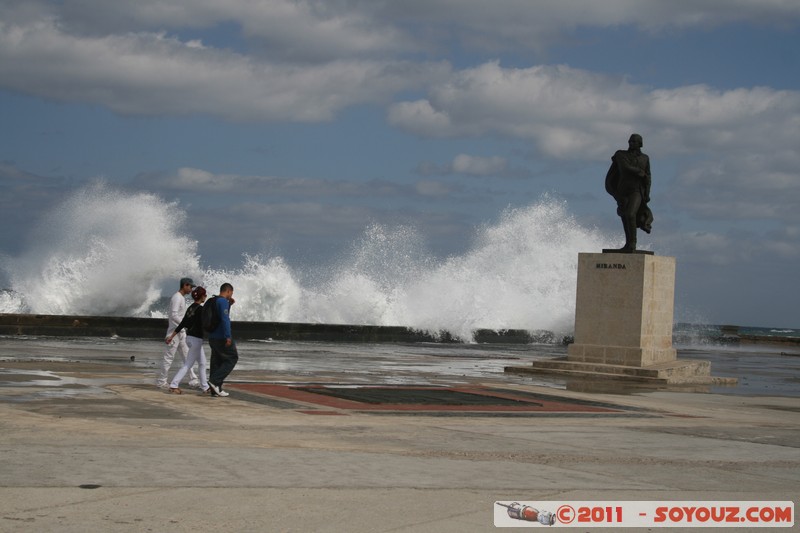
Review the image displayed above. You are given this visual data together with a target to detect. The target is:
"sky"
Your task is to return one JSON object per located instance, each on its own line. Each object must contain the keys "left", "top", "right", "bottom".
{"left": 1, "top": 0, "right": 799, "bottom": 329}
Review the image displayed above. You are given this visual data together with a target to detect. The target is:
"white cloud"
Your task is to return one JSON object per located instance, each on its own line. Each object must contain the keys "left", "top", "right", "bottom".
{"left": 3, "top": 1, "right": 798, "bottom": 126}
{"left": 9, "top": 1, "right": 799, "bottom": 69}
{"left": 234, "top": 1, "right": 419, "bottom": 62}
{"left": 388, "top": 61, "right": 800, "bottom": 162}
{"left": 0, "top": 17, "right": 447, "bottom": 121}
{"left": 3, "top": 1, "right": 408, "bottom": 60}
{"left": 388, "top": 100, "right": 454, "bottom": 137}
{"left": 389, "top": 62, "right": 642, "bottom": 158}
{"left": 353, "top": 0, "right": 800, "bottom": 53}
{"left": 414, "top": 153, "right": 535, "bottom": 179}
{"left": 23, "top": 0, "right": 419, "bottom": 61}
{"left": 390, "top": 59, "right": 800, "bottom": 234}
{"left": 3, "top": 0, "right": 799, "bottom": 260}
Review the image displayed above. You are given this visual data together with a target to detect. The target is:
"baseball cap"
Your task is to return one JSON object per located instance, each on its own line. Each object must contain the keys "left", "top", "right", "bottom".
{"left": 180, "top": 277, "right": 196, "bottom": 287}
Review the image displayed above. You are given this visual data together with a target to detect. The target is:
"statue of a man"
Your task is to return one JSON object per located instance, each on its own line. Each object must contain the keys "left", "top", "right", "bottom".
{"left": 605, "top": 133, "right": 653, "bottom": 252}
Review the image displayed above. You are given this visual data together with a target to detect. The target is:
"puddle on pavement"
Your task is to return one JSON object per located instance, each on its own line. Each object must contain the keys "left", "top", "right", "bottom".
{"left": 0, "top": 368, "right": 140, "bottom": 402}
{"left": 0, "top": 368, "right": 193, "bottom": 419}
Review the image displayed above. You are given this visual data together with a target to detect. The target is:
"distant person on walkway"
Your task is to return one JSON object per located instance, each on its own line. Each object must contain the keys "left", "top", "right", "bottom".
{"left": 207, "top": 283, "right": 239, "bottom": 397}
{"left": 156, "top": 277, "right": 199, "bottom": 389}
{"left": 165, "top": 286, "right": 210, "bottom": 395}
{"left": 605, "top": 133, "right": 653, "bottom": 252}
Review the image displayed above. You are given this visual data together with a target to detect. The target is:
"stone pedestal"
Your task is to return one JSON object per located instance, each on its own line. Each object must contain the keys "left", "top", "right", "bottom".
{"left": 567, "top": 253, "right": 677, "bottom": 366}
{"left": 505, "top": 252, "right": 733, "bottom": 386}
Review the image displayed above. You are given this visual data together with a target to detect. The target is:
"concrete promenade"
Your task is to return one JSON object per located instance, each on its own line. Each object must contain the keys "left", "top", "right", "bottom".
{"left": 0, "top": 339, "right": 798, "bottom": 532}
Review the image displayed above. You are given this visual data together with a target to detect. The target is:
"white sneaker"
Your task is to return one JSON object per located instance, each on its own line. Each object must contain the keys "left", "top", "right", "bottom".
{"left": 217, "top": 389, "right": 230, "bottom": 397}
{"left": 188, "top": 380, "right": 200, "bottom": 389}
{"left": 208, "top": 382, "right": 222, "bottom": 397}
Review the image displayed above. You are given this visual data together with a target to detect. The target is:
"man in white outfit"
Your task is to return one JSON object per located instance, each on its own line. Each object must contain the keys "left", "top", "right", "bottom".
{"left": 156, "top": 277, "right": 199, "bottom": 388}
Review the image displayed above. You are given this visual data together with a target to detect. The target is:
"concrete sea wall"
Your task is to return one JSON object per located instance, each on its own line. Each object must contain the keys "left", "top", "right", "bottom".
{"left": 1, "top": 313, "right": 793, "bottom": 346}
{"left": 0, "top": 313, "right": 543, "bottom": 344}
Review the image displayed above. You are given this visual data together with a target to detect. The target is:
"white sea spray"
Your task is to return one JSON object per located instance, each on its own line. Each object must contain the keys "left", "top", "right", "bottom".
{"left": 3, "top": 185, "right": 615, "bottom": 340}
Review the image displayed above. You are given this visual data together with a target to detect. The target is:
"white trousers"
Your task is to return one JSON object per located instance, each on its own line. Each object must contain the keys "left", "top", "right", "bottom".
{"left": 157, "top": 330, "right": 197, "bottom": 386}
{"left": 170, "top": 335, "right": 208, "bottom": 390}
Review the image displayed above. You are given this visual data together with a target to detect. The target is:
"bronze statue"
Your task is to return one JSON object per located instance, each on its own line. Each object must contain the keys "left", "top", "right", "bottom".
{"left": 605, "top": 133, "right": 653, "bottom": 253}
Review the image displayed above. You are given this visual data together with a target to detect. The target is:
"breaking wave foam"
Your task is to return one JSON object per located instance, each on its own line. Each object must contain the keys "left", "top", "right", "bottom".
{"left": 2, "top": 185, "right": 614, "bottom": 340}
{"left": 2, "top": 182, "right": 200, "bottom": 316}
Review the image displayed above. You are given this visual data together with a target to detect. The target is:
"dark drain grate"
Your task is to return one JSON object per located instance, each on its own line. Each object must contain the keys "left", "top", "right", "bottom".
{"left": 296, "top": 386, "right": 540, "bottom": 406}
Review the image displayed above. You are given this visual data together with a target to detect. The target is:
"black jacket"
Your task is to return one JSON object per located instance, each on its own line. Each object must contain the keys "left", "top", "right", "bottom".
{"left": 174, "top": 303, "right": 204, "bottom": 339}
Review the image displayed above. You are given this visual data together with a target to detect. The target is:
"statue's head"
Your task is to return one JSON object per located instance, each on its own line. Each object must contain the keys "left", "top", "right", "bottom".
{"left": 628, "top": 133, "right": 643, "bottom": 149}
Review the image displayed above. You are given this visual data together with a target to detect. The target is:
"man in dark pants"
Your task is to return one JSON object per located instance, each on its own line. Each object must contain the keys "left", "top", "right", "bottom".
{"left": 207, "top": 283, "right": 238, "bottom": 397}
{"left": 605, "top": 133, "right": 653, "bottom": 252}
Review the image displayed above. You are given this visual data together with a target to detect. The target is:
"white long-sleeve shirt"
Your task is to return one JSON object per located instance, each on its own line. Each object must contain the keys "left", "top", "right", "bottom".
{"left": 166, "top": 291, "right": 188, "bottom": 334}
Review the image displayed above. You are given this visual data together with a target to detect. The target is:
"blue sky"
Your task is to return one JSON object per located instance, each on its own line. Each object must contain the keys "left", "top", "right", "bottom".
{"left": 1, "top": 0, "right": 799, "bottom": 329}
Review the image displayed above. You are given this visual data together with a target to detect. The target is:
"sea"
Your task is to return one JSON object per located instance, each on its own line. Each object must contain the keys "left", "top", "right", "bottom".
{"left": 673, "top": 323, "right": 800, "bottom": 342}
{"left": 1, "top": 184, "right": 797, "bottom": 397}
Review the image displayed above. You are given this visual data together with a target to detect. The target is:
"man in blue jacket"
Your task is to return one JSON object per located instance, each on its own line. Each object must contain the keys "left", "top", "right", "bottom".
{"left": 207, "top": 283, "right": 239, "bottom": 397}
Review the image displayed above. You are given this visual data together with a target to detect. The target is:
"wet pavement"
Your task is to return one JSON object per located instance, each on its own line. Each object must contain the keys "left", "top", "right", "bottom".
{"left": 0, "top": 336, "right": 798, "bottom": 532}
{"left": 3, "top": 335, "right": 798, "bottom": 395}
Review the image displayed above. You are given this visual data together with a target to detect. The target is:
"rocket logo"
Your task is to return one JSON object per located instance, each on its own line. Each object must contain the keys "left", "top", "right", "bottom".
{"left": 496, "top": 502, "right": 556, "bottom": 526}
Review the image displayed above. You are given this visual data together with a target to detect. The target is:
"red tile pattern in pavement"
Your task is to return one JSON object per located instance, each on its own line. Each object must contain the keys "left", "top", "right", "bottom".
{"left": 229, "top": 383, "right": 626, "bottom": 413}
